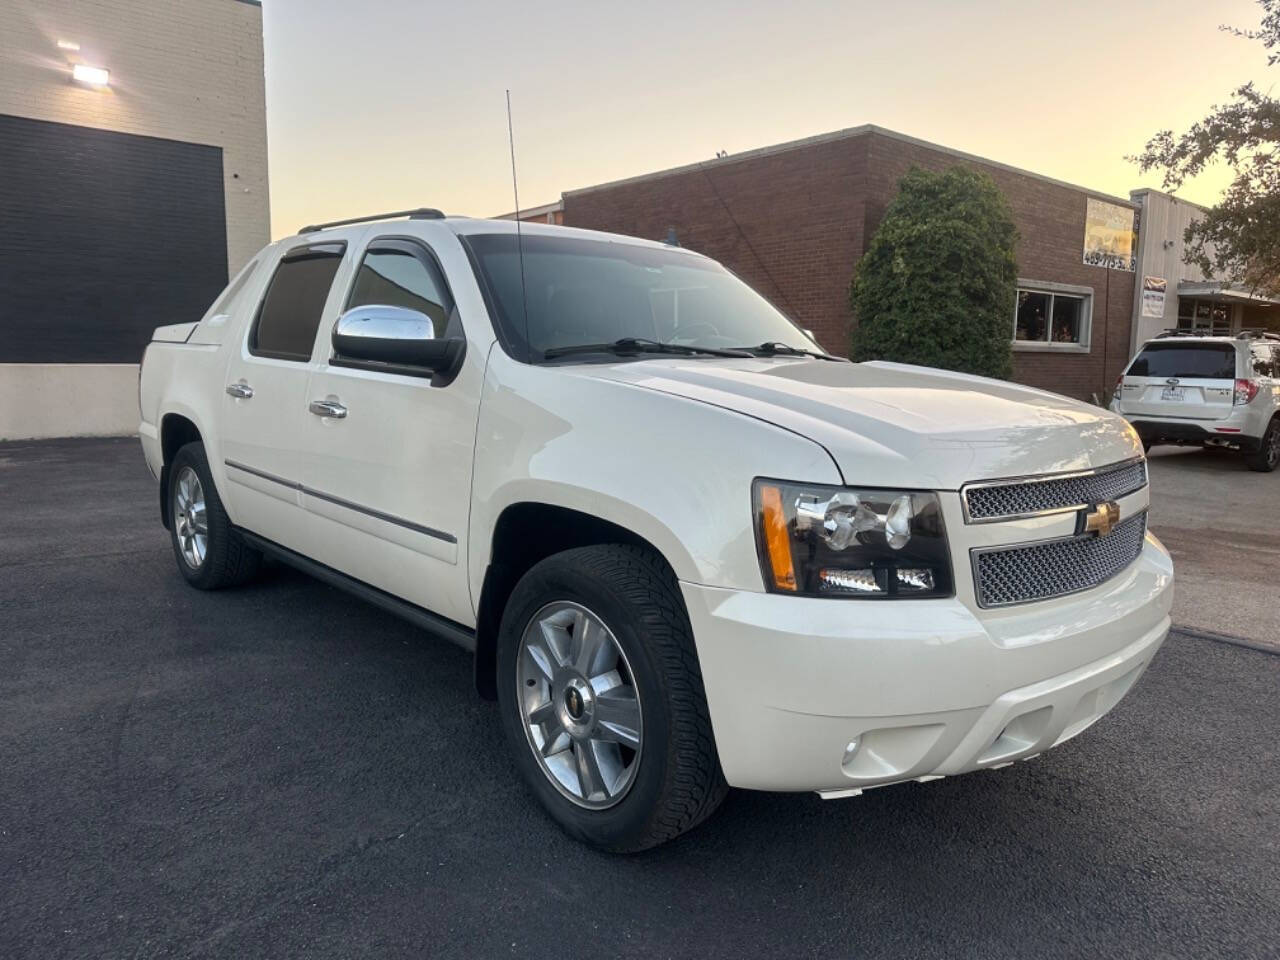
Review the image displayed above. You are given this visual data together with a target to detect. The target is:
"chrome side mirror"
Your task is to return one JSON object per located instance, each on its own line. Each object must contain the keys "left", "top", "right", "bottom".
{"left": 334, "top": 304, "right": 435, "bottom": 357}
{"left": 332, "top": 305, "right": 465, "bottom": 383}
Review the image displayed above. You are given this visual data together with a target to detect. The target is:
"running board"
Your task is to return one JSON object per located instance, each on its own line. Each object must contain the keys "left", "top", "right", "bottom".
{"left": 237, "top": 529, "right": 477, "bottom": 652}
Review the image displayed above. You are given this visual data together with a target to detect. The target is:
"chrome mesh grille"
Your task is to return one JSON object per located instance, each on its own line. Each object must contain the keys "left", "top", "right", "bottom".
{"left": 973, "top": 512, "right": 1148, "bottom": 608}
{"left": 963, "top": 460, "right": 1147, "bottom": 522}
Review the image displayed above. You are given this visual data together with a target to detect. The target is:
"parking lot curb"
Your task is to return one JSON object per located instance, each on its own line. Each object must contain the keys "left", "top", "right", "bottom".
{"left": 1172, "top": 625, "right": 1279, "bottom": 656}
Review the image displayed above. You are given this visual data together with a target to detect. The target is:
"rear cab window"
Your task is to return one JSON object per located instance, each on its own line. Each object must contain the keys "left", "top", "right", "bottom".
{"left": 249, "top": 243, "right": 346, "bottom": 361}
{"left": 1127, "top": 342, "right": 1239, "bottom": 380}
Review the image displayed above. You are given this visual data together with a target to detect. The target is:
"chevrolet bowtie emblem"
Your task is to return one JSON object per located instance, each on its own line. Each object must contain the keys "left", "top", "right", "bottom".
{"left": 1084, "top": 501, "right": 1120, "bottom": 537}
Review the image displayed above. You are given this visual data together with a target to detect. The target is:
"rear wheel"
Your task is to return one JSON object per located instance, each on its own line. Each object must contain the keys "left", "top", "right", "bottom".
{"left": 497, "top": 544, "right": 727, "bottom": 852}
{"left": 168, "top": 442, "right": 262, "bottom": 588}
{"left": 1245, "top": 419, "right": 1280, "bottom": 473}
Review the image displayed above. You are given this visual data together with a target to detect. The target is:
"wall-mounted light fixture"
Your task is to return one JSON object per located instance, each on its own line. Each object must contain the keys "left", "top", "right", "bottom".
{"left": 71, "top": 63, "right": 110, "bottom": 87}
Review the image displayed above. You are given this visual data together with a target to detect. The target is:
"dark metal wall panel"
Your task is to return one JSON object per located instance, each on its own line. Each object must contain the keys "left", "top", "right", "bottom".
{"left": 0, "top": 114, "right": 228, "bottom": 363}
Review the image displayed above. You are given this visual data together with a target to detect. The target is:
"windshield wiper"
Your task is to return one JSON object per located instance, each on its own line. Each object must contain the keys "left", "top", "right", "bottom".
{"left": 542, "top": 337, "right": 753, "bottom": 360}
{"left": 732, "top": 341, "right": 845, "bottom": 361}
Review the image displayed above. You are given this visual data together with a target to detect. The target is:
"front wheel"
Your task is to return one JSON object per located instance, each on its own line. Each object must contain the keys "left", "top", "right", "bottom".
{"left": 1245, "top": 419, "right": 1280, "bottom": 473}
{"left": 497, "top": 544, "right": 727, "bottom": 852}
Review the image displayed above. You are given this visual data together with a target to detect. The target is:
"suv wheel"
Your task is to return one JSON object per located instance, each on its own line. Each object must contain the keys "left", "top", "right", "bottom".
{"left": 168, "top": 442, "right": 262, "bottom": 588}
{"left": 1245, "top": 419, "right": 1280, "bottom": 473}
{"left": 496, "top": 544, "right": 727, "bottom": 852}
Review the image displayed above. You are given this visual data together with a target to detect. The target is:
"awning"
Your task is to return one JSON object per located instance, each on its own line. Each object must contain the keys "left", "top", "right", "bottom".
{"left": 1177, "top": 281, "right": 1280, "bottom": 306}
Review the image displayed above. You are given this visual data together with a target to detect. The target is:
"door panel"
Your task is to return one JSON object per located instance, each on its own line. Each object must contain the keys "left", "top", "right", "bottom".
{"left": 295, "top": 364, "right": 478, "bottom": 623}
{"left": 293, "top": 233, "right": 482, "bottom": 627}
{"left": 219, "top": 242, "right": 351, "bottom": 550}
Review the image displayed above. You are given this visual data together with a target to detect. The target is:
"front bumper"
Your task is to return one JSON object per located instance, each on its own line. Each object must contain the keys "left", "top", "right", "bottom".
{"left": 680, "top": 534, "right": 1173, "bottom": 794}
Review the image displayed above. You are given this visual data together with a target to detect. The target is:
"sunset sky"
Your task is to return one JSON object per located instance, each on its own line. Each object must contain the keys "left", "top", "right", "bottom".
{"left": 261, "top": 0, "right": 1273, "bottom": 239}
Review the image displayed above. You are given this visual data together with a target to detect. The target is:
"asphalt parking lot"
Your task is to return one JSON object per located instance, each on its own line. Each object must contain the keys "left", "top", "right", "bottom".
{"left": 2, "top": 438, "right": 1278, "bottom": 959}
{"left": 1146, "top": 445, "right": 1280, "bottom": 646}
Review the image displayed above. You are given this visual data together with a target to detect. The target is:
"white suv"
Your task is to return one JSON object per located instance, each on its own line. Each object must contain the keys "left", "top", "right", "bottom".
{"left": 1114, "top": 331, "right": 1280, "bottom": 471}
{"left": 138, "top": 210, "right": 1173, "bottom": 851}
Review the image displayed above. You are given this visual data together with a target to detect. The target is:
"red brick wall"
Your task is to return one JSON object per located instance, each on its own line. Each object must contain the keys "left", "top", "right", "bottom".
{"left": 563, "top": 135, "right": 869, "bottom": 355}
{"left": 562, "top": 128, "right": 1137, "bottom": 401}
{"left": 861, "top": 131, "right": 1136, "bottom": 402}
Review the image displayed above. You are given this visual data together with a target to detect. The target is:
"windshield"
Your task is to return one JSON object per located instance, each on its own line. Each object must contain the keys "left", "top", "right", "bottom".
{"left": 1127, "top": 342, "right": 1238, "bottom": 380}
{"left": 463, "top": 233, "right": 814, "bottom": 360}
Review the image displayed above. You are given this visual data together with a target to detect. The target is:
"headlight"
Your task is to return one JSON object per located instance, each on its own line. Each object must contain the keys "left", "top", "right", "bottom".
{"left": 752, "top": 479, "right": 953, "bottom": 598}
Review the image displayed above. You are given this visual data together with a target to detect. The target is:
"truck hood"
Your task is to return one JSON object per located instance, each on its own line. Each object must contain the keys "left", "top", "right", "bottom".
{"left": 580, "top": 357, "right": 1141, "bottom": 489}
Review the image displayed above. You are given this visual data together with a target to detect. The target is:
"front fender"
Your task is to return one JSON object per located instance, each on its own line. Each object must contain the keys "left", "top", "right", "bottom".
{"left": 468, "top": 354, "right": 842, "bottom": 610}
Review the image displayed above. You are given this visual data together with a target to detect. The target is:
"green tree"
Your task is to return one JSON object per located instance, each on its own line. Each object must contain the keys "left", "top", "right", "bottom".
{"left": 850, "top": 166, "right": 1017, "bottom": 379}
{"left": 1131, "top": 0, "right": 1280, "bottom": 295}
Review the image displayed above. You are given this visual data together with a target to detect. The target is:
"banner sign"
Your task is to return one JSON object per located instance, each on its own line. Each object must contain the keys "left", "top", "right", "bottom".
{"left": 1141, "top": 276, "right": 1167, "bottom": 319}
{"left": 1083, "top": 198, "right": 1137, "bottom": 271}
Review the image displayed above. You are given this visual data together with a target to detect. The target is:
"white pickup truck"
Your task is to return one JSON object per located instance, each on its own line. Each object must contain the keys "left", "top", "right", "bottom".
{"left": 139, "top": 209, "right": 1173, "bottom": 851}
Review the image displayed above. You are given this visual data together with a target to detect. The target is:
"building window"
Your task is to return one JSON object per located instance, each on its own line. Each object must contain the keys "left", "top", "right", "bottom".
{"left": 1177, "top": 298, "right": 1232, "bottom": 335}
{"left": 1014, "top": 284, "right": 1092, "bottom": 349}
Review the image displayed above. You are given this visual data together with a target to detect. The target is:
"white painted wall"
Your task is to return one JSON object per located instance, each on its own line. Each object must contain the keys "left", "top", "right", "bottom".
{"left": 0, "top": 0, "right": 270, "bottom": 273}
{"left": 1128, "top": 188, "right": 1212, "bottom": 354}
{"left": 0, "top": 0, "right": 267, "bottom": 440}
{"left": 0, "top": 365, "right": 139, "bottom": 441}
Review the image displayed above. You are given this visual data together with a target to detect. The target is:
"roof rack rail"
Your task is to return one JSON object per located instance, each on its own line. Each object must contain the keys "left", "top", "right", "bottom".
{"left": 1154, "top": 329, "right": 1203, "bottom": 338}
{"left": 298, "top": 207, "right": 445, "bottom": 235}
{"left": 1237, "top": 328, "right": 1280, "bottom": 341}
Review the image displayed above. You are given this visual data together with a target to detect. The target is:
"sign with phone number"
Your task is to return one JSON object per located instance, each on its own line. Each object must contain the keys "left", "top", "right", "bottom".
{"left": 1083, "top": 250, "right": 1136, "bottom": 271}
{"left": 1082, "top": 198, "right": 1137, "bottom": 272}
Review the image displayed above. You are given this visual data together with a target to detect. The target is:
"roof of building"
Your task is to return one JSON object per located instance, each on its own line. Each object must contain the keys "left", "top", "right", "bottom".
{"left": 491, "top": 199, "right": 564, "bottom": 221}
{"left": 562, "top": 123, "right": 1141, "bottom": 209}
{"left": 1179, "top": 281, "right": 1280, "bottom": 306}
{"left": 1130, "top": 186, "right": 1209, "bottom": 214}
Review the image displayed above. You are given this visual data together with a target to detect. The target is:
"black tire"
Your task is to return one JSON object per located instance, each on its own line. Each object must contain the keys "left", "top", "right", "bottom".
{"left": 1245, "top": 419, "right": 1280, "bottom": 473}
{"left": 167, "top": 442, "right": 262, "bottom": 589}
{"left": 496, "top": 544, "right": 727, "bottom": 852}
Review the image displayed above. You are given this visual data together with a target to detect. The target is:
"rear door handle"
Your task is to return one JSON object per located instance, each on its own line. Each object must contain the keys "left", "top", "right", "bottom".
{"left": 308, "top": 399, "right": 348, "bottom": 419}
{"left": 225, "top": 382, "right": 254, "bottom": 399}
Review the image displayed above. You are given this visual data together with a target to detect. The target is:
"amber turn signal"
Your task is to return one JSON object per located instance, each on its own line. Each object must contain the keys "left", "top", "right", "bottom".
{"left": 758, "top": 483, "right": 797, "bottom": 591}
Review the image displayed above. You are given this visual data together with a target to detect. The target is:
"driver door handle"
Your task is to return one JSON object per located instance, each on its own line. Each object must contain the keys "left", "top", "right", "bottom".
{"left": 309, "top": 399, "right": 348, "bottom": 419}
{"left": 225, "top": 382, "right": 254, "bottom": 399}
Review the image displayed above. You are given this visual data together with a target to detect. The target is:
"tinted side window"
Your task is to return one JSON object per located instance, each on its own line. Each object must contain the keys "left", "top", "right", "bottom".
{"left": 1128, "top": 343, "right": 1238, "bottom": 380}
{"left": 347, "top": 245, "right": 456, "bottom": 337}
{"left": 250, "top": 249, "right": 344, "bottom": 361}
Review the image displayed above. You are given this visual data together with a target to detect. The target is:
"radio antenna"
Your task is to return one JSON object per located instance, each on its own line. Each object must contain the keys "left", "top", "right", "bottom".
{"left": 505, "top": 89, "right": 531, "bottom": 357}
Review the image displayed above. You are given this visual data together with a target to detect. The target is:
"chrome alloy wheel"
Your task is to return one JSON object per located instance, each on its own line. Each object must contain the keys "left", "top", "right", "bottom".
{"left": 517, "top": 601, "right": 643, "bottom": 809}
{"left": 1267, "top": 424, "right": 1280, "bottom": 468}
{"left": 173, "top": 465, "right": 209, "bottom": 570}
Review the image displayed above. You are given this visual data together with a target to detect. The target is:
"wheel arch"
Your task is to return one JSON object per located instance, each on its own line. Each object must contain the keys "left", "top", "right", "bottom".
{"left": 158, "top": 411, "right": 204, "bottom": 529}
{"left": 472, "top": 501, "right": 684, "bottom": 700}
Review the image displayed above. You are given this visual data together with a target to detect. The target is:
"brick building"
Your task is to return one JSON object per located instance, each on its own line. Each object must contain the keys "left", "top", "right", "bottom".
{"left": 0, "top": 0, "right": 269, "bottom": 439}
{"left": 553, "top": 125, "right": 1276, "bottom": 402}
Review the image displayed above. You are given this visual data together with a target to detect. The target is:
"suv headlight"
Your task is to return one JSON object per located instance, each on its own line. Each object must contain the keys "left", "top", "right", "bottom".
{"left": 752, "top": 479, "right": 953, "bottom": 598}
